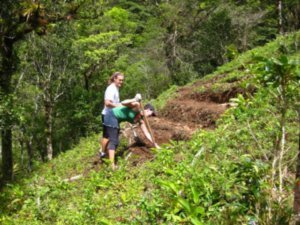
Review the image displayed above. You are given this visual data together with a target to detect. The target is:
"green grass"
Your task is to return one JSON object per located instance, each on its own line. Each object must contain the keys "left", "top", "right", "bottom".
{"left": 151, "top": 85, "right": 179, "bottom": 110}
{"left": 1, "top": 31, "right": 299, "bottom": 224}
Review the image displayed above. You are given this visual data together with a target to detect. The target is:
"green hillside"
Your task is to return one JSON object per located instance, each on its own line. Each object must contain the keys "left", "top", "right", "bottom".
{"left": 0, "top": 32, "right": 299, "bottom": 225}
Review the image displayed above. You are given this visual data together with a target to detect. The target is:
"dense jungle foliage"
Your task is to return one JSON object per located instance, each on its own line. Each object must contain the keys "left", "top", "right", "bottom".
{"left": 0, "top": 31, "right": 299, "bottom": 225}
{"left": 0, "top": 0, "right": 299, "bottom": 224}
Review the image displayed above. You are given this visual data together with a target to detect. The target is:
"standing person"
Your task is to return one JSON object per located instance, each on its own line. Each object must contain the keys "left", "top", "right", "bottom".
{"left": 100, "top": 72, "right": 124, "bottom": 158}
{"left": 105, "top": 95, "right": 160, "bottom": 170}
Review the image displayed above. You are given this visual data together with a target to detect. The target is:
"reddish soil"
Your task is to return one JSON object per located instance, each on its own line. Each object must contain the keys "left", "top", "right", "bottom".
{"left": 93, "top": 74, "right": 244, "bottom": 168}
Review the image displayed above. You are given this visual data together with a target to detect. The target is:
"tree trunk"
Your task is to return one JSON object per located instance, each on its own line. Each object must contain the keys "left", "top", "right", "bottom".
{"left": 278, "top": 83, "right": 287, "bottom": 200}
{"left": 294, "top": 109, "right": 300, "bottom": 224}
{"left": 294, "top": 138, "right": 300, "bottom": 224}
{"left": 1, "top": 130, "right": 13, "bottom": 181}
{"left": 165, "top": 21, "right": 179, "bottom": 82}
{"left": 26, "top": 136, "right": 33, "bottom": 172}
{"left": 0, "top": 38, "right": 15, "bottom": 181}
{"left": 277, "top": 0, "right": 284, "bottom": 35}
{"left": 45, "top": 100, "right": 53, "bottom": 160}
{"left": 83, "top": 73, "right": 90, "bottom": 91}
{"left": 19, "top": 139, "right": 24, "bottom": 168}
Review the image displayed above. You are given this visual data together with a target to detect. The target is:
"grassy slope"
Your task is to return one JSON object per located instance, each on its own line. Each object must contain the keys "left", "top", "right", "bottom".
{"left": 0, "top": 32, "right": 299, "bottom": 225}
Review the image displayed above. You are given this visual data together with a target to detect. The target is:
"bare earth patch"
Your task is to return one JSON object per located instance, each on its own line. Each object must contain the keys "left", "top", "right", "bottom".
{"left": 93, "top": 75, "right": 243, "bottom": 168}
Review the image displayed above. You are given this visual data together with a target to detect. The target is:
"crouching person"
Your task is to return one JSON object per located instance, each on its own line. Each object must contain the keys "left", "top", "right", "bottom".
{"left": 104, "top": 94, "right": 159, "bottom": 170}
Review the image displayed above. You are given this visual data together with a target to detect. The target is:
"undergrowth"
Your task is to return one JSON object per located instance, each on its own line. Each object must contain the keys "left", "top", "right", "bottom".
{"left": 0, "top": 32, "right": 299, "bottom": 224}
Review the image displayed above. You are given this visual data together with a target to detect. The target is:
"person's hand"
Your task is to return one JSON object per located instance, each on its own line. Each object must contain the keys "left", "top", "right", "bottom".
{"left": 135, "top": 93, "right": 142, "bottom": 102}
{"left": 154, "top": 143, "right": 161, "bottom": 149}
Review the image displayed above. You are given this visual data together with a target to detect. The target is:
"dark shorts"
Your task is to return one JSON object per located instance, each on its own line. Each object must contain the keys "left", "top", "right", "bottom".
{"left": 102, "top": 115, "right": 109, "bottom": 138}
{"left": 102, "top": 115, "right": 120, "bottom": 150}
{"left": 102, "top": 110, "right": 119, "bottom": 128}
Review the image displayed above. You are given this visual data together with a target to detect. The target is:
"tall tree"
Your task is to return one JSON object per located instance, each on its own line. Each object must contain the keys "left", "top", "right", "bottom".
{"left": 0, "top": 0, "right": 43, "bottom": 181}
{"left": 277, "top": 0, "right": 284, "bottom": 34}
{"left": 0, "top": 0, "right": 80, "bottom": 181}
{"left": 26, "top": 35, "right": 73, "bottom": 160}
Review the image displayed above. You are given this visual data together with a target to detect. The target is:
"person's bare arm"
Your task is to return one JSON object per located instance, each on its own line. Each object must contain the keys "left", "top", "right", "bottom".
{"left": 140, "top": 121, "right": 160, "bottom": 148}
{"left": 121, "top": 99, "right": 140, "bottom": 110}
{"left": 121, "top": 94, "right": 142, "bottom": 108}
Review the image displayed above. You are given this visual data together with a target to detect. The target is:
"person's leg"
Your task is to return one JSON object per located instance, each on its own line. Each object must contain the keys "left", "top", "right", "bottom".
{"left": 100, "top": 117, "right": 110, "bottom": 158}
{"left": 108, "top": 149, "right": 116, "bottom": 170}
{"left": 106, "top": 127, "right": 120, "bottom": 170}
{"left": 100, "top": 137, "right": 109, "bottom": 155}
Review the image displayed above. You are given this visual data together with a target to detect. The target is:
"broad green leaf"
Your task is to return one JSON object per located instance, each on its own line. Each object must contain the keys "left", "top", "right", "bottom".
{"left": 178, "top": 198, "right": 191, "bottom": 213}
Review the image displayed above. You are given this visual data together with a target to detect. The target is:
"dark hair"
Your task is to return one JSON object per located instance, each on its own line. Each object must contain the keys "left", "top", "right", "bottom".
{"left": 144, "top": 103, "right": 156, "bottom": 116}
{"left": 108, "top": 72, "right": 124, "bottom": 84}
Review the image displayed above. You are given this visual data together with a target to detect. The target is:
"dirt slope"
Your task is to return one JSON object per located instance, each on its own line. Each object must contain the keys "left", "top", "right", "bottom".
{"left": 91, "top": 74, "right": 247, "bottom": 168}
{"left": 114, "top": 74, "right": 245, "bottom": 165}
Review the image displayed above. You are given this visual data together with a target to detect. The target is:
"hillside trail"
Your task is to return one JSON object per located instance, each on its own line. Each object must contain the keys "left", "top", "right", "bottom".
{"left": 91, "top": 74, "right": 244, "bottom": 169}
